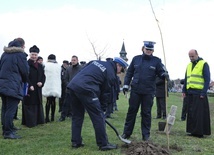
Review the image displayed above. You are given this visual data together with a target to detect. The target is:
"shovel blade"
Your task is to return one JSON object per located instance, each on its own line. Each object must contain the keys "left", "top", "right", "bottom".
{"left": 118, "top": 135, "right": 131, "bottom": 144}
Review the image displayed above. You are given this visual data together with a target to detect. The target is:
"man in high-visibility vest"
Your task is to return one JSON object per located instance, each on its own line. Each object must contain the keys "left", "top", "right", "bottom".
{"left": 182, "top": 49, "right": 211, "bottom": 138}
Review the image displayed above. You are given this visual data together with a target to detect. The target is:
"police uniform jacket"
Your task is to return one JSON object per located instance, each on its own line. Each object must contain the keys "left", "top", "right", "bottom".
{"left": 67, "top": 60, "right": 117, "bottom": 106}
{"left": 124, "top": 54, "right": 166, "bottom": 94}
{"left": 0, "top": 46, "right": 29, "bottom": 100}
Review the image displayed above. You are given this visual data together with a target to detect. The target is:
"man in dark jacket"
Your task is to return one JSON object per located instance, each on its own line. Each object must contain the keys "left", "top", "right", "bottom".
{"left": 58, "top": 60, "right": 69, "bottom": 112}
{"left": 0, "top": 38, "right": 29, "bottom": 139}
{"left": 122, "top": 41, "right": 169, "bottom": 141}
{"left": 58, "top": 55, "right": 82, "bottom": 121}
{"left": 155, "top": 75, "right": 168, "bottom": 119}
{"left": 67, "top": 57, "right": 128, "bottom": 151}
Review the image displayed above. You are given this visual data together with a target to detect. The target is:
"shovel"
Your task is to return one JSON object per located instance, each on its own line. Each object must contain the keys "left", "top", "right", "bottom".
{"left": 105, "top": 119, "right": 131, "bottom": 144}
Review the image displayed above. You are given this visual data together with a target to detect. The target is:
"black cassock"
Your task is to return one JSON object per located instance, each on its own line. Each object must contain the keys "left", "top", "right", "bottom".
{"left": 22, "top": 59, "right": 46, "bottom": 128}
{"left": 186, "top": 94, "right": 211, "bottom": 135}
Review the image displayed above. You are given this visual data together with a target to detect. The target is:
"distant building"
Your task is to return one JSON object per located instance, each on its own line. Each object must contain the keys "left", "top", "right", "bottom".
{"left": 118, "top": 41, "right": 128, "bottom": 87}
{"left": 119, "top": 41, "right": 128, "bottom": 61}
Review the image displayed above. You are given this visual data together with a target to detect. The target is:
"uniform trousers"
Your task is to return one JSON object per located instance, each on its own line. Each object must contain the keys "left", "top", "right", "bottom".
{"left": 123, "top": 92, "right": 154, "bottom": 139}
{"left": 69, "top": 89, "right": 108, "bottom": 146}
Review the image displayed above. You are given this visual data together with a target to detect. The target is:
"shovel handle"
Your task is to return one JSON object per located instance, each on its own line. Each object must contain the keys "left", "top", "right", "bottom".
{"left": 105, "top": 120, "right": 119, "bottom": 136}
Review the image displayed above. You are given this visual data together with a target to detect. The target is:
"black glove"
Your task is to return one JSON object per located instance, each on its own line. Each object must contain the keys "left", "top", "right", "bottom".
{"left": 101, "top": 103, "right": 107, "bottom": 112}
{"left": 123, "top": 85, "right": 129, "bottom": 95}
{"left": 162, "top": 72, "right": 170, "bottom": 81}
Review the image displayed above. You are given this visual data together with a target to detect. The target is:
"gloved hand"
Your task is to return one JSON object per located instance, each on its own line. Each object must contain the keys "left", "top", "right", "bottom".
{"left": 162, "top": 72, "right": 170, "bottom": 81}
{"left": 101, "top": 103, "right": 107, "bottom": 112}
{"left": 123, "top": 85, "right": 129, "bottom": 95}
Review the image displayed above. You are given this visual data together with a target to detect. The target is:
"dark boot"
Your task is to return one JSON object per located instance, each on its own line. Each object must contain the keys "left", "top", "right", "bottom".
{"left": 99, "top": 143, "right": 117, "bottom": 151}
{"left": 45, "top": 99, "right": 51, "bottom": 123}
{"left": 51, "top": 100, "right": 56, "bottom": 121}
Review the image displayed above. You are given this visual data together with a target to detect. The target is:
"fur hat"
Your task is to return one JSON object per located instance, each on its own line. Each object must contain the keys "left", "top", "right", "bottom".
{"left": 29, "top": 45, "right": 40, "bottom": 53}
{"left": 48, "top": 54, "right": 56, "bottom": 60}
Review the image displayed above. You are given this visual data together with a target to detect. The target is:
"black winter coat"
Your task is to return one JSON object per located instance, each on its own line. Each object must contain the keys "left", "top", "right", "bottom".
{"left": 23, "top": 59, "right": 46, "bottom": 105}
{"left": 0, "top": 46, "right": 29, "bottom": 100}
{"left": 155, "top": 76, "right": 168, "bottom": 97}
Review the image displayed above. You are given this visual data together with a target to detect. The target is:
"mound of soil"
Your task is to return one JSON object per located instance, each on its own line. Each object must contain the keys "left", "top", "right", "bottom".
{"left": 122, "top": 141, "right": 171, "bottom": 155}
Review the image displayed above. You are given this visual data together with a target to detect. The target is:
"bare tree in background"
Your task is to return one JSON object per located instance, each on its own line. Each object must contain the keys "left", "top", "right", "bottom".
{"left": 87, "top": 36, "right": 109, "bottom": 60}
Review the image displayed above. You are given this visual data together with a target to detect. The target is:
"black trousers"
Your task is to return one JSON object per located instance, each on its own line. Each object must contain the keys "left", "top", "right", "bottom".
{"left": 156, "top": 97, "right": 166, "bottom": 118}
{"left": 123, "top": 92, "right": 154, "bottom": 139}
{"left": 69, "top": 89, "right": 108, "bottom": 146}
{"left": 1, "top": 95, "right": 20, "bottom": 135}
{"left": 60, "top": 92, "right": 72, "bottom": 118}
{"left": 181, "top": 96, "right": 188, "bottom": 120}
{"left": 59, "top": 84, "right": 66, "bottom": 112}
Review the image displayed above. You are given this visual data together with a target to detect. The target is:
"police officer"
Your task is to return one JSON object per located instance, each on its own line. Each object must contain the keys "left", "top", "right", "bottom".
{"left": 67, "top": 57, "right": 128, "bottom": 151}
{"left": 122, "top": 41, "right": 169, "bottom": 141}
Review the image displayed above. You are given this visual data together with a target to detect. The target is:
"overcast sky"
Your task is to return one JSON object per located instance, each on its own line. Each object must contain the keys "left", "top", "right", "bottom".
{"left": 0, "top": 0, "right": 213, "bottom": 80}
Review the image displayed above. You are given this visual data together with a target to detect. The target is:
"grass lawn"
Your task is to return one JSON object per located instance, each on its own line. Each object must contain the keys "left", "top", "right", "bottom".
{"left": 0, "top": 92, "right": 213, "bottom": 155}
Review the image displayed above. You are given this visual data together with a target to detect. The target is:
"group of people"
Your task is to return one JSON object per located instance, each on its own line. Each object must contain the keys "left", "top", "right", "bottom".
{"left": 0, "top": 38, "right": 212, "bottom": 151}
{"left": 0, "top": 38, "right": 83, "bottom": 139}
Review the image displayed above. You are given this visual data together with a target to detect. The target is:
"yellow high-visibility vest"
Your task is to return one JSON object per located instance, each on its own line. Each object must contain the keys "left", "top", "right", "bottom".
{"left": 186, "top": 60, "right": 205, "bottom": 90}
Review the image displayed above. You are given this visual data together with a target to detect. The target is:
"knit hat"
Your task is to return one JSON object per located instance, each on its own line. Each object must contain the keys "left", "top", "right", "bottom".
{"left": 29, "top": 45, "right": 40, "bottom": 53}
{"left": 48, "top": 54, "right": 56, "bottom": 60}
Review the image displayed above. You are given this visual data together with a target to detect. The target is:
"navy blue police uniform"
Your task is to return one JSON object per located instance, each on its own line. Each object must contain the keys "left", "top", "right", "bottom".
{"left": 67, "top": 58, "right": 127, "bottom": 150}
{"left": 122, "top": 41, "right": 168, "bottom": 141}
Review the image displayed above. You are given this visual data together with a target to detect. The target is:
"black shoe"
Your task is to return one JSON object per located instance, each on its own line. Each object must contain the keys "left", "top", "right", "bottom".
{"left": 72, "top": 143, "right": 84, "bottom": 148}
{"left": 188, "top": 133, "right": 204, "bottom": 138}
{"left": 45, "top": 118, "right": 50, "bottom": 123}
{"left": 181, "top": 118, "right": 186, "bottom": 121}
{"left": 13, "top": 117, "right": 19, "bottom": 120}
{"left": 13, "top": 126, "right": 21, "bottom": 131}
{"left": 105, "top": 115, "right": 113, "bottom": 119}
{"left": 162, "top": 116, "right": 166, "bottom": 120}
{"left": 143, "top": 136, "right": 150, "bottom": 141}
{"left": 99, "top": 143, "right": 117, "bottom": 151}
{"left": 4, "top": 133, "right": 22, "bottom": 139}
{"left": 121, "top": 134, "right": 130, "bottom": 139}
{"left": 156, "top": 116, "right": 161, "bottom": 119}
{"left": 58, "top": 117, "right": 65, "bottom": 122}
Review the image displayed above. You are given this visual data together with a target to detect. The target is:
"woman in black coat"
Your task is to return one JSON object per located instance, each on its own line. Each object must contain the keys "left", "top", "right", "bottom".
{"left": 22, "top": 45, "right": 46, "bottom": 128}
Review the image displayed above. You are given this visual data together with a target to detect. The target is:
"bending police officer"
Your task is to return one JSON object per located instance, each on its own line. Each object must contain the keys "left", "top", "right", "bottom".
{"left": 67, "top": 57, "right": 128, "bottom": 151}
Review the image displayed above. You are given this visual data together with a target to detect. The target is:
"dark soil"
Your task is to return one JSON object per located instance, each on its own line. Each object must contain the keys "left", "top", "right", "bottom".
{"left": 121, "top": 141, "right": 175, "bottom": 155}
